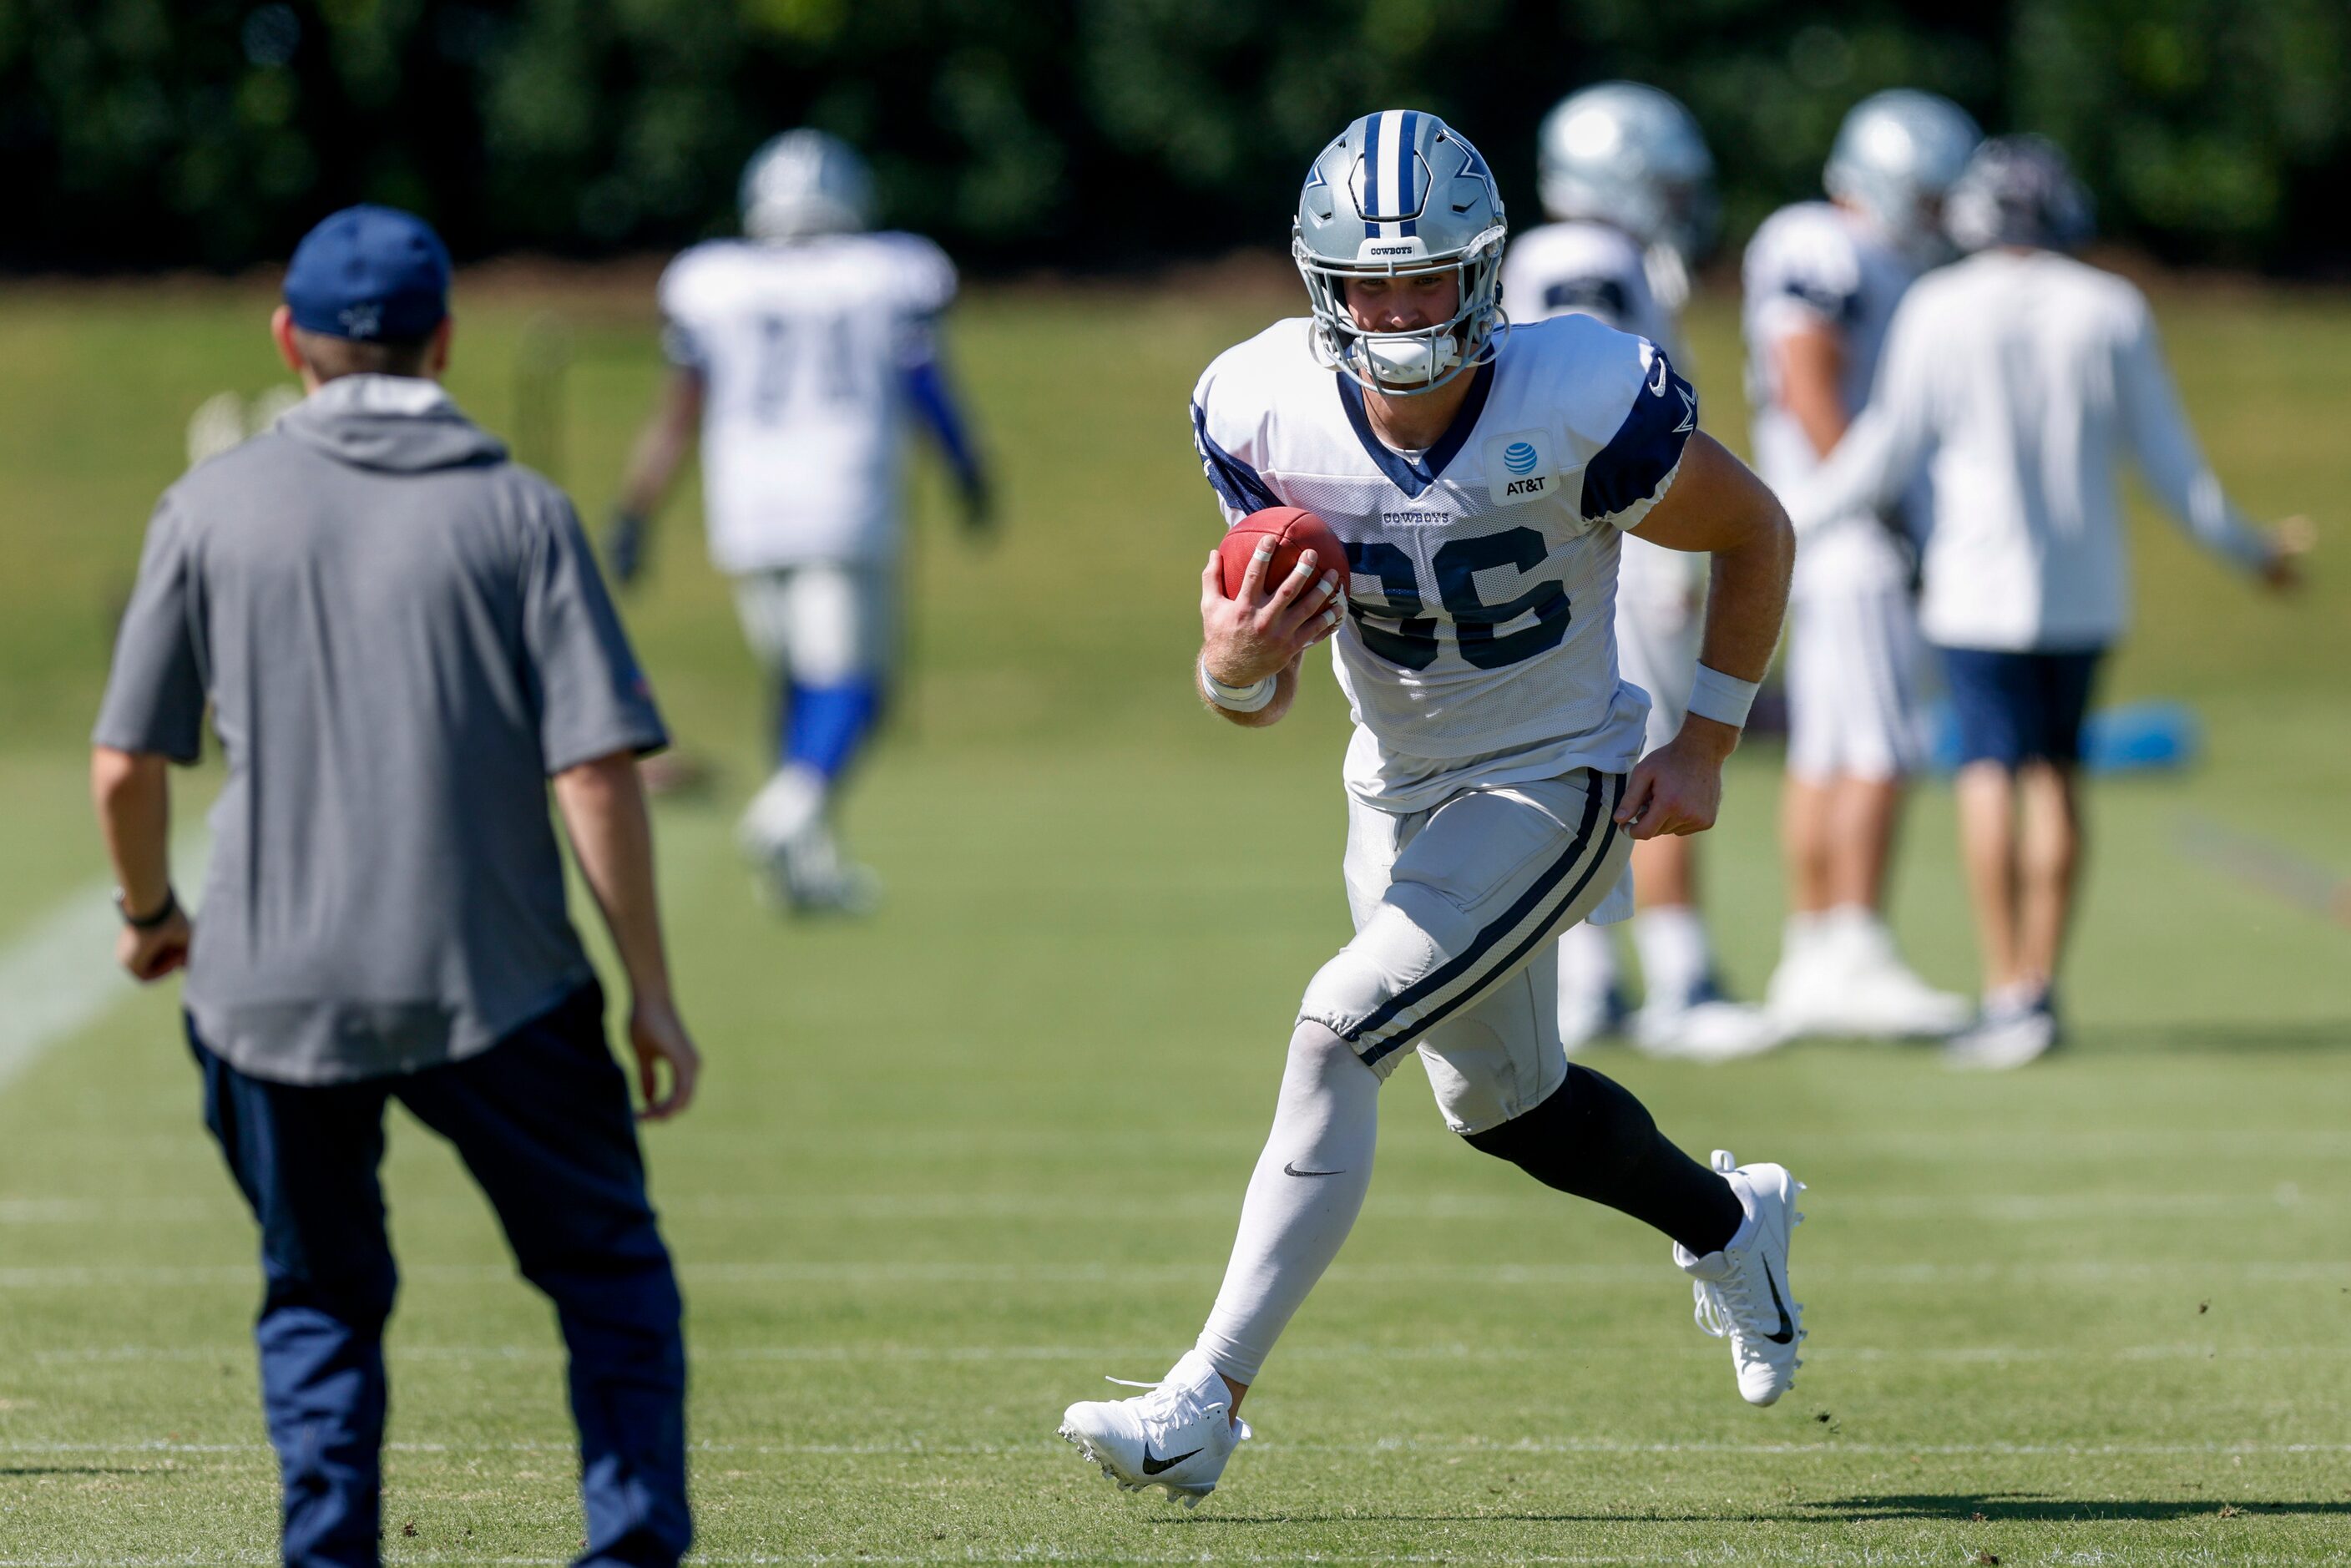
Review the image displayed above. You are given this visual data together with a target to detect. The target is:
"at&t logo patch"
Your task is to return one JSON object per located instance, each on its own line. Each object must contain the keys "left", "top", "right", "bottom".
{"left": 1483, "top": 429, "right": 1555, "bottom": 506}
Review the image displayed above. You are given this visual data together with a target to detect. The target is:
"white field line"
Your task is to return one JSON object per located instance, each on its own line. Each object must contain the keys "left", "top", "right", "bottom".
{"left": 8, "top": 1436, "right": 2351, "bottom": 1461}
{"left": 0, "top": 836, "right": 209, "bottom": 1095}
{"left": 6, "top": 1258, "right": 2348, "bottom": 1290}
{"left": 28, "top": 1340, "right": 2351, "bottom": 1369}
{"left": 1, "top": 1187, "right": 2337, "bottom": 1227}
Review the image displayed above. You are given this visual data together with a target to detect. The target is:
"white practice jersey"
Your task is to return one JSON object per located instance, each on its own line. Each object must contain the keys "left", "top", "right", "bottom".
{"left": 1789, "top": 249, "right": 2271, "bottom": 650}
{"left": 1191, "top": 315, "right": 1698, "bottom": 812}
{"left": 1742, "top": 201, "right": 1923, "bottom": 597}
{"left": 660, "top": 231, "right": 955, "bottom": 573}
{"left": 1502, "top": 220, "right": 1700, "bottom": 620}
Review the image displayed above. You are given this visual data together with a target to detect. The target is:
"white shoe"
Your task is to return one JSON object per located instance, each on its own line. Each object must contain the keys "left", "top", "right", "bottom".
{"left": 1636, "top": 994, "right": 1787, "bottom": 1062}
{"left": 1770, "top": 914, "right": 1967, "bottom": 1039}
{"left": 741, "top": 821, "right": 881, "bottom": 917}
{"left": 1059, "top": 1349, "right": 1251, "bottom": 1507}
{"left": 1838, "top": 918, "right": 1970, "bottom": 1036}
{"left": 1676, "top": 1151, "right": 1806, "bottom": 1406}
{"left": 1943, "top": 993, "right": 2059, "bottom": 1070}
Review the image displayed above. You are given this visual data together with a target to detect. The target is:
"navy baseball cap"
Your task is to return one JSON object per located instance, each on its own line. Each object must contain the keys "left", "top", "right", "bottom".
{"left": 283, "top": 205, "right": 452, "bottom": 341}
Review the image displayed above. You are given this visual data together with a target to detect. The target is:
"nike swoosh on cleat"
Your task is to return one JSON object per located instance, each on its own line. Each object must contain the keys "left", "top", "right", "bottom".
{"left": 1283, "top": 1161, "right": 1344, "bottom": 1177}
{"left": 1140, "top": 1446, "right": 1201, "bottom": 1475}
{"left": 1762, "top": 1261, "right": 1797, "bottom": 1345}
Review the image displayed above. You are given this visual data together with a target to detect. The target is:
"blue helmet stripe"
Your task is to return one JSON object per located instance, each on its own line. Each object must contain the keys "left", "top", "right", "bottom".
{"left": 1360, "top": 113, "right": 1382, "bottom": 238}
{"left": 1396, "top": 109, "right": 1419, "bottom": 235}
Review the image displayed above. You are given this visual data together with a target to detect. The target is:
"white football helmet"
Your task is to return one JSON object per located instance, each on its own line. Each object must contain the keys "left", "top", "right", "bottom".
{"left": 1536, "top": 82, "right": 1718, "bottom": 265}
{"left": 1823, "top": 90, "right": 1983, "bottom": 261}
{"left": 741, "top": 129, "right": 873, "bottom": 241}
{"left": 1293, "top": 109, "right": 1508, "bottom": 397}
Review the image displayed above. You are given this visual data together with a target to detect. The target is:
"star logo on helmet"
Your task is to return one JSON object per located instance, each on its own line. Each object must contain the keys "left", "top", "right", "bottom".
{"left": 338, "top": 301, "right": 383, "bottom": 340}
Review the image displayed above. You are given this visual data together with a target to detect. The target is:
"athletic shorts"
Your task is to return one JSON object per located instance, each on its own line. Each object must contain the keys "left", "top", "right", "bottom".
{"left": 731, "top": 562, "right": 893, "bottom": 685}
{"left": 1616, "top": 592, "right": 1700, "bottom": 756}
{"left": 1299, "top": 770, "right": 1633, "bottom": 1136}
{"left": 1937, "top": 645, "right": 2106, "bottom": 768}
{"left": 1784, "top": 583, "right": 1930, "bottom": 781}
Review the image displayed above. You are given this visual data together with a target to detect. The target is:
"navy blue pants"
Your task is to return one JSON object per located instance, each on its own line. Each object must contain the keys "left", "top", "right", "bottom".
{"left": 190, "top": 984, "right": 690, "bottom": 1568}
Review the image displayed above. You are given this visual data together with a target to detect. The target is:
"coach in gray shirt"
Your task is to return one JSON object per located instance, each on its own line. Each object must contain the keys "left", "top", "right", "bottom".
{"left": 93, "top": 205, "right": 698, "bottom": 1568}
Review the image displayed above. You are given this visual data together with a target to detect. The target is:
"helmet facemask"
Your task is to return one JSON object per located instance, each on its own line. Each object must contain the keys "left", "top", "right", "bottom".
{"left": 1294, "top": 223, "right": 1509, "bottom": 397}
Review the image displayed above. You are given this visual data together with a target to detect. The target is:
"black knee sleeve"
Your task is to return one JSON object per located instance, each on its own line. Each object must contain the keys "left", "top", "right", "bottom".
{"left": 1462, "top": 1064, "right": 1742, "bottom": 1256}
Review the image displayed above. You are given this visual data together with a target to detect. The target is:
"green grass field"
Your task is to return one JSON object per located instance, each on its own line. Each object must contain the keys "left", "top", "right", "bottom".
{"left": 2, "top": 271, "right": 2349, "bottom": 1565}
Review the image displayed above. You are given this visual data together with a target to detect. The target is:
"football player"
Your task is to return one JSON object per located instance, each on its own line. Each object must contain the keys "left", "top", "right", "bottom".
{"left": 1785, "top": 135, "right": 2305, "bottom": 1067}
{"left": 1502, "top": 82, "right": 1782, "bottom": 1061}
{"left": 1747, "top": 90, "right": 1979, "bottom": 1039}
{"left": 1059, "top": 111, "right": 1803, "bottom": 1506}
{"left": 610, "top": 129, "right": 990, "bottom": 913}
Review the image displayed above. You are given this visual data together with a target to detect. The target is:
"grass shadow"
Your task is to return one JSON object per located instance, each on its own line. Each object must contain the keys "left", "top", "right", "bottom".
{"left": 1807, "top": 1493, "right": 2351, "bottom": 1521}
{"left": 2065, "top": 1019, "right": 2351, "bottom": 1056}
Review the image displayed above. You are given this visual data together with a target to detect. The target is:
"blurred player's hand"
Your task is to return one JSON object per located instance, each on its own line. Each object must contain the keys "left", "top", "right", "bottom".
{"left": 1199, "top": 539, "right": 1342, "bottom": 688}
{"left": 117, "top": 904, "right": 193, "bottom": 983}
{"left": 1617, "top": 718, "right": 1738, "bottom": 840}
{"left": 959, "top": 473, "right": 996, "bottom": 538}
{"left": 2257, "top": 515, "right": 2314, "bottom": 594}
{"left": 629, "top": 992, "right": 700, "bottom": 1121}
{"left": 605, "top": 509, "right": 650, "bottom": 588}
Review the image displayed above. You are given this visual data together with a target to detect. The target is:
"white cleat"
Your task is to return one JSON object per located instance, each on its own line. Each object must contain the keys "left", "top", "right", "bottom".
{"left": 741, "top": 821, "right": 881, "bottom": 918}
{"left": 1943, "top": 995, "right": 2059, "bottom": 1070}
{"left": 1057, "top": 1349, "right": 1251, "bottom": 1507}
{"left": 1677, "top": 1151, "right": 1806, "bottom": 1406}
{"left": 1770, "top": 915, "right": 1968, "bottom": 1039}
{"left": 1636, "top": 998, "right": 1787, "bottom": 1062}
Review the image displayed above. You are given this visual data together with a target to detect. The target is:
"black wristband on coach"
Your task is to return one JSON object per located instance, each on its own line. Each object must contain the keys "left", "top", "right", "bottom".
{"left": 114, "top": 886, "right": 179, "bottom": 930}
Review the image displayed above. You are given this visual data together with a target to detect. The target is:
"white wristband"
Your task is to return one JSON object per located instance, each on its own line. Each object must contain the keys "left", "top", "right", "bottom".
{"left": 1685, "top": 664, "right": 1760, "bottom": 729}
{"left": 1200, "top": 657, "right": 1277, "bottom": 714}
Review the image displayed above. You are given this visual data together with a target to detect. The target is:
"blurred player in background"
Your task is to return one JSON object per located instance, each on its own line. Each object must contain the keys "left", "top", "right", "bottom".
{"left": 1744, "top": 90, "right": 1980, "bottom": 1039}
{"left": 1060, "top": 110, "right": 1803, "bottom": 1507}
{"left": 1788, "top": 134, "right": 2307, "bottom": 1067}
{"left": 611, "top": 129, "right": 992, "bottom": 914}
{"left": 1502, "top": 83, "right": 1782, "bottom": 1061}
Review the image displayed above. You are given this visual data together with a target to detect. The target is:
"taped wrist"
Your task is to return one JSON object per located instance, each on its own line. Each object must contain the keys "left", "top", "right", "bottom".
{"left": 1686, "top": 664, "right": 1759, "bottom": 729}
{"left": 1200, "top": 656, "right": 1277, "bottom": 714}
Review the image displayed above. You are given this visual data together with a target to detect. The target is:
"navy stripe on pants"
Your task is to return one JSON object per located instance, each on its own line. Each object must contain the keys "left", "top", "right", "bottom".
{"left": 190, "top": 984, "right": 690, "bottom": 1568}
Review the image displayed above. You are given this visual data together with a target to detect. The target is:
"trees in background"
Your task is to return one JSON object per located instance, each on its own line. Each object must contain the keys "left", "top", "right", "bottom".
{"left": 3, "top": 0, "right": 2345, "bottom": 271}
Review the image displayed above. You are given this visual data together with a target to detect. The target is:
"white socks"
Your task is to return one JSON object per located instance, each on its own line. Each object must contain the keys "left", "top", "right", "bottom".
{"left": 1633, "top": 905, "right": 1712, "bottom": 1012}
{"left": 1557, "top": 919, "right": 1618, "bottom": 1003}
{"left": 1196, "top": 1024, "right": 1379, "bottom": 1386}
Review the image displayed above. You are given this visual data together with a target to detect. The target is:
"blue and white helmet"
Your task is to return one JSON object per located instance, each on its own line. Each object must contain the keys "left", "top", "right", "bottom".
{"left": 1536, "top": 82, "right": 1718, "bottom": 262}
{"left": 1294, "top": 109, "right": 1508, "bottom": 397}
{"left": 741, "top": 129, "right": 873, "bottom": 241}
{"left": 1824, "top": 90, "right": 1983, "bottom": 260}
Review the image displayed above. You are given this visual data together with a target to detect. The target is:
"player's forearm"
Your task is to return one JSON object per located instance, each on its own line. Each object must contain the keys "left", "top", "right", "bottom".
{"left": 553, "top": 753, "right": 675, "bottom": 1004}
{"left": 617, "top": 374, "right": 703, "bottom": 519}
{"left": 1774, "top": 331, "right": 1851, "bottom": 458}
{"left": 1698, "top": 493, "right": 1796, "bottom": 688}
{"left": 91, "top": 746, "right": 174, "bottom": 913}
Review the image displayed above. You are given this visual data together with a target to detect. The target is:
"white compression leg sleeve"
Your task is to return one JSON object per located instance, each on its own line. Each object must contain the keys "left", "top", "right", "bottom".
{"left": 1195, "top": 1023, "right": 1379, "bottom": 1386}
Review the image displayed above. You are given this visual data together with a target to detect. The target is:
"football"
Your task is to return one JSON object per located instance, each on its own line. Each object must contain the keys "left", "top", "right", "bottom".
{"left": 1216, "top": 506, "right": 1350, "bottom": 603}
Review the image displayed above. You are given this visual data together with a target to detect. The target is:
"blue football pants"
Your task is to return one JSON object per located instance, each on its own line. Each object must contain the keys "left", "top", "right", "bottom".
{"left": 190, "top": 984, "right": 690, "bottom": 1568}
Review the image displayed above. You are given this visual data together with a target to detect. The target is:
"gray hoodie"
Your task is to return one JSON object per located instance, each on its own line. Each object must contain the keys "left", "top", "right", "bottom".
{"left": 95, "top": 376, "right": 666, "bottom": 1084}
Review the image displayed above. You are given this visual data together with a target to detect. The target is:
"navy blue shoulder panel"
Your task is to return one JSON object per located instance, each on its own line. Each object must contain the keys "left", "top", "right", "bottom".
{"left": 1781, "top": 276, "right": 1862, "bottom": 325}
{"left": 1191, "top": 401, "right": 1282, "bottom": 514}
{"left": 1581, "top": 346, "right": 1698, "bottom": 522}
